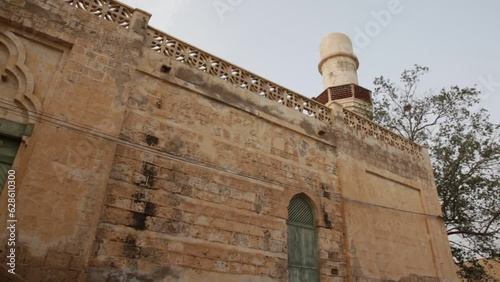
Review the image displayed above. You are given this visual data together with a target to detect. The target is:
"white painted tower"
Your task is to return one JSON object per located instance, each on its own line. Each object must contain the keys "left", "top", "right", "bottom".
{"left": 318, "top": 33, "right": 359, "bottom": 88}
{"left": 317, "top": 33, "right": 372, "bottom": 119}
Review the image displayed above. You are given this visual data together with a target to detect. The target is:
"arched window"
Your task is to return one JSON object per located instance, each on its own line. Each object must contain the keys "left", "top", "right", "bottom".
{"left": 287, "top": 195, "right": 319, "bottom": 282}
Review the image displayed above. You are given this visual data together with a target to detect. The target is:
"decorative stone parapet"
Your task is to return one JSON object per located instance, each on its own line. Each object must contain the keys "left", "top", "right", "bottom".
{"left": 62, "top": 0, "right": 423, "bottom": 159}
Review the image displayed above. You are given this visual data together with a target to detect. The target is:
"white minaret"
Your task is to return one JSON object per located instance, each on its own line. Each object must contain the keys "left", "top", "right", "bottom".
{"left": 318, "top": 33, "right": 359, "bottom": 88}
{"left": 317, "top": 33, "right": 372, "bottom": 119}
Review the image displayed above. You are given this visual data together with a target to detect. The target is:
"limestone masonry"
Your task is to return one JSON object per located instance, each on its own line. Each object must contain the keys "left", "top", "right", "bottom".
{"left": 0, "top": 0, "right": 458, "bottom": 281}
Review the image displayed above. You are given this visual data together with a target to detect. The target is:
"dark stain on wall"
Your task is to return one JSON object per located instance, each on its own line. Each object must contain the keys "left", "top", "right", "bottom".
{"left": 123, "top": 234, "right": 140, "bottom": 259}
{"left": 132, "top": 190, "right": 146, "bottom": 203}
{"left": 130, "top": 212, "right": 147, "bottom": 230}
{"left": 144, "top": 202, "right": 157, "bottom": 216}
{"left": 322, "top": 203, "right": 333, "bottom": 229}
{"left": 321, "top": 182, "right": 332, "bottom": 199}
{"left": 145, "top": 134, "right": 159, "bottom": 146}
{"left": 88, "top": 265, "right": 181, "bottom": 282}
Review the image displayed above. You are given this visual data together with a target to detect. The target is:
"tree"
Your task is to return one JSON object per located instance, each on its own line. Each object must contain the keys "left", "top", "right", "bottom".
{"left": 372, "top": 65, "right": 500, "bottom": 281}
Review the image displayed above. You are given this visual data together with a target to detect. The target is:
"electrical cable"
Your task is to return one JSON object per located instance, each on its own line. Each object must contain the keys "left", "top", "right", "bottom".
{"left": 0, "top": 99, "right": 443, "bottom": 219}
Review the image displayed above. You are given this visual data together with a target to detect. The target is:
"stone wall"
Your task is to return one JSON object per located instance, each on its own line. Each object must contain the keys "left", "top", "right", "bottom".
{"left": 0, "top": 0, "right": 144, "bottom": 280}
{"left": 0, "top": 0, "right": 457, "bottom": 281}
{"left": 332, "top": 105, "right": 457, "bottom": 281}
{"left": 88, "top": 65, "right": 345, "bottom": 281}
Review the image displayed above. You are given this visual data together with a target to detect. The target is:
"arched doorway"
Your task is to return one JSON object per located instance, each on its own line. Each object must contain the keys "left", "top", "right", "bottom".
{"left": 287, "top": 195, "right": 319, "bottom": 282}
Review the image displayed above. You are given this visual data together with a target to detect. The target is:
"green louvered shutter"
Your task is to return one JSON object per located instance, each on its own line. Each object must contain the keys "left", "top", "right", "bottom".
{"left": 287, "top": 196, "right": 319, "bottom": 282}
{"left": 0, "top": 136, "right": 20, "bottom": 192}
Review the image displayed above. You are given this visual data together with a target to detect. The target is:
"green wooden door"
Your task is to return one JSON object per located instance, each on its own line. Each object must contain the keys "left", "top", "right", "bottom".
{"left": 0, "top": 135, "right": 20, "bottom": 192}
{"left": 287, "top": 196, "right": 319, "bottom": 282}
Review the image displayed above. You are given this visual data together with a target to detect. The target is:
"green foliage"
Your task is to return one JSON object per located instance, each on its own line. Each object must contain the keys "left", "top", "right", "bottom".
{"left": 373, "top": 65, "right": 500, "bottom": 281}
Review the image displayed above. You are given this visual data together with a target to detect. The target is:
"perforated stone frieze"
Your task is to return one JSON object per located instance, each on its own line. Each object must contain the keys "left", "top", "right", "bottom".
{"left": 63, "top": 0, "right": 424, "bottom": 159}
{"left": 64, "top": 0, "right": 133, "bottom": 28}
{"left": 343, "top": 109, "right": 422, "bottom": 158}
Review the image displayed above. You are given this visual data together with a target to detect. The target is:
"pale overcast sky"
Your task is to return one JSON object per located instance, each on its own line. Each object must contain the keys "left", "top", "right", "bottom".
{"left": 120, "top": 0, "right": 500, "bottom": 123}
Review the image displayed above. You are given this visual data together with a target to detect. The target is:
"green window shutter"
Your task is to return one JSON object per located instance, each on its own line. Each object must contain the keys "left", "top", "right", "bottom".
{"left": 288, "top": 196, "right": 315, "bottom": 226}
{"left": 0, "top": 135, "right": 20, "bottom": 192}
{"left": 287, "top": 195, "right": 319, "bottom": 282}
{"left": 0, "top": 163, "right": 10, "bottom": 192}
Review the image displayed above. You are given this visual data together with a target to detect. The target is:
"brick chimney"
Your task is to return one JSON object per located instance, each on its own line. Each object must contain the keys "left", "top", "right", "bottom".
{"left": 315, "top": 33, "right": 372, "bottom": 119}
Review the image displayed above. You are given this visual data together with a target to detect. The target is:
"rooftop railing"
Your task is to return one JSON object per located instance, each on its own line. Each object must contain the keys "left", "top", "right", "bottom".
{"left": 63, "top": 0, "right": 423, "bottom": 159}
{"left": 146, "top": 26, "right": 332, "bottom": 123}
